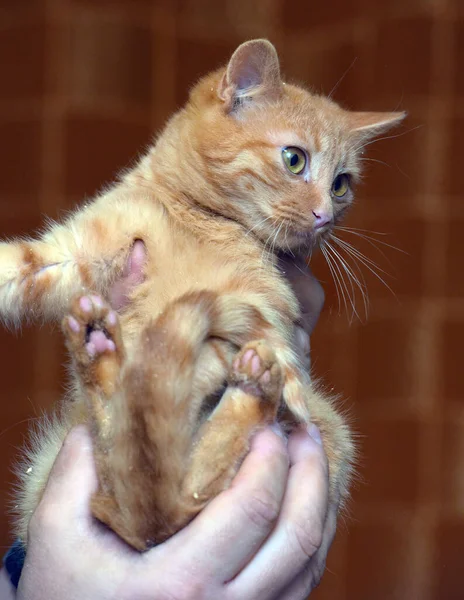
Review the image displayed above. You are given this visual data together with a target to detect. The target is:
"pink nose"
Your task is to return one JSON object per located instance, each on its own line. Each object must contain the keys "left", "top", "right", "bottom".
{"left": 312, "top": 210, "right": 332, "bottom": 230}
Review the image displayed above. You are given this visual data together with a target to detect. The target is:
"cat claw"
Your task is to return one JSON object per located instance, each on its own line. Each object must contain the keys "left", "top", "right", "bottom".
{"left": 230, "top": 340, "right": 283, "bottom": 402}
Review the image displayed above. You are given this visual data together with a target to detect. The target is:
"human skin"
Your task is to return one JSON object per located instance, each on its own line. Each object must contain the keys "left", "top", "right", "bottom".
{"left": 12, "top": 423, "right": 330, "bottom": 600}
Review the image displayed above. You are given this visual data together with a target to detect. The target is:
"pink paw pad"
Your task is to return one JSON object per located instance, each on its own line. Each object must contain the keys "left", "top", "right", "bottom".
{"left": 79, "top": 296, "right": 92, "bottom": 312}
{"left": 86, "top": 330, "right": 116, "bottom": 357}
{"left": 241, "top": 349, "right": 254, "bottom": 368}
{"left": 239, "top": 348, "right": 266, "bottom": 378}
{"left": 90, "top": 294, "right": 104, "bottom": 308}
{"left": 230, "top": 341, "right": 281, "bottom": 403}
{"left": 67, "top": 316, "right": 80, "bottom": 333}
{"left": 260, "top": 370, "right": 271, "bottom": 384}
{"left": 107, "top": 311, "right": 117, "bottom": 327}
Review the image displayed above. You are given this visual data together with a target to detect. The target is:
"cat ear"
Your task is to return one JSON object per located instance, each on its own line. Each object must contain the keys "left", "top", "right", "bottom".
{"left": 218, "top": 39, "right": 282, "bottom": 112}
{"left": 348, "top": 111, "right": 407, "bottom": 140}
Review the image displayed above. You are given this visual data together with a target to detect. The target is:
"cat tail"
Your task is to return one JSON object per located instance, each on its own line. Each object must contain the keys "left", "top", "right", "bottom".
{"left": 0, "top": 195, "right": 143, "bottom": 330}
{"left": 107, "top": 289, "right": 265, "bottom": 545}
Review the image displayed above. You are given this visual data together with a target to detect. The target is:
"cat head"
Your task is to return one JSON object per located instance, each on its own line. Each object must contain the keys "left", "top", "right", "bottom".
{"left": 182, "top": 39, "right": 405, "bottom": 252}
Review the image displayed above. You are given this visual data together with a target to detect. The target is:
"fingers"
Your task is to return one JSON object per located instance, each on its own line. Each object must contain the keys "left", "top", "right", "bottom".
{"left": 228, "top": 426, "right": 329, "bottom": 598}
{"left": 153, "top": 427, "right": 289, "bottom": 583}
{"left": 30, "top": 426, "right": 98, "bottom": 534}
{"left": 277, "top": 504, "right": 338, "bottom": 600}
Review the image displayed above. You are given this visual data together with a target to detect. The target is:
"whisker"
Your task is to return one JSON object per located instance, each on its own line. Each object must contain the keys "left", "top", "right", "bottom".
{"left": 334, "top": 226, "right": 407, "bottom": 254}
{"left": 331, "top": 235, "right": 392, "bottom": 277}
{"left": 355, "top": 124, "right": 423, "bottom": 153}
{"left": 332, "top": 236, "right": 398, "bottom": 298}
{"left": 306, "top": 239, "right": 315, "bottom": 264}
{"left": 320, "top": 244, "right": 342, "bottom": 316}
{"left": 359, "top": 157, "right": 391, "bottom": 168}
{"left": 259, "top": 217, "right": 285, "bottom": 266}
{"left": 325, "top": 240, "right": 366, "bottom": 321}
{"left": 244, "top": 215, "right": 274, "bottom": 240}
{"left": 283, "top": 223, "right": 295, "bottom": 257}
{"left": 328, "top": 57, "right": 358, "bottom": 99}
{"left": 269, "top": 221, "right": 284, "bottom": 259}
{"left": 333, "top": 229, "right": 397, "bottom": 268}
{"left": 335, "top": 225, "right": 390, "bottom": 236}
{"left": 0, "top": 417, "right": 41, "bottom": 441}
{"left": 324, "top": 241, "right": 357, "bottom": 320}
{"left": 328, "top": 239, "right": 370, "bottom": 319}
{"left": 261, "top": 226, "right": 276, "bottom": 266}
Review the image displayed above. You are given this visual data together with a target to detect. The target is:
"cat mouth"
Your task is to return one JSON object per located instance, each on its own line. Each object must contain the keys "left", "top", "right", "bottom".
{"left": 283, "top": 225, "right": 332, "bottom": 251}
{"left": 292, "top": 226, "right": 331, "bottom": 241}
{"left": 286, "top": 228, "right": 318, "bottom": 248}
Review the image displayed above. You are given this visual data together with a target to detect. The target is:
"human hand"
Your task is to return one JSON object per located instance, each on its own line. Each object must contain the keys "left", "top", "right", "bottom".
{"left": 17, "top": 424, "right": 332, "bottom": 600}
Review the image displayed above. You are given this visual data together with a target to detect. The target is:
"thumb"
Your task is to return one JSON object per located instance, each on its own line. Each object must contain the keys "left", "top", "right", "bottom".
{"left": 36, "top": 425, "right": 98, "bottom": 522}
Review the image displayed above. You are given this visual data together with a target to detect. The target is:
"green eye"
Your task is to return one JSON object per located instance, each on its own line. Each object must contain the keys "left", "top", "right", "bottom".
{"left": 332, "top": 173, "right": 350, "bottom": 198}
{"left": 282, "top": 147, "right": 306, "bottom": 175}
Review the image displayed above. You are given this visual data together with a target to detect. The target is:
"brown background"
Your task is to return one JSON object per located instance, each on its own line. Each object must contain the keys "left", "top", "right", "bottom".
{"left": 0, "top": 0, "right": 463, "bottom": 598}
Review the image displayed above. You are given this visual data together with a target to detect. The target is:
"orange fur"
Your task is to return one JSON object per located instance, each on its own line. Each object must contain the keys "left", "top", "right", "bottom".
{"left": 1, "top": 40, "right": 405, "bottom": 550}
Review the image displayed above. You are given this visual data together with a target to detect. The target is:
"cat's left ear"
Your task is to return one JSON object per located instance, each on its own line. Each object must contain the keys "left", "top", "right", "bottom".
{"left": 347, "top": 111, "right": 407, "bottom": 140}
{"left": 218, "top": 39, "right": 282, "bottom": 112}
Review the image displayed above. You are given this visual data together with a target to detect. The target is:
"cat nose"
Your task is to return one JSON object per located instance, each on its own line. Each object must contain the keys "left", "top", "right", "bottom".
{"left": 312, "top": 210, "right": 332, "bottom": 230}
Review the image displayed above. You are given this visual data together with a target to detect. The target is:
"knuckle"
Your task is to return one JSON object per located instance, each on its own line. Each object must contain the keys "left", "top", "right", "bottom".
{"left": 292, "top": 515, "right": 324, "bottom": 559}
{"left": 242, "top": 486, "right": 281, "bottom": 530}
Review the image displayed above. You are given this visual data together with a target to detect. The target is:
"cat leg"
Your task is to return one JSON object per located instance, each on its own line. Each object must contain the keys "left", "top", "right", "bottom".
{"left": 278, "top": 386, "right": 355, "bottom": 519}
{"left": 181, "top": 339, "right": 283, "bottom": 506}
{"left": 300, "top": 389, "right": 355, "bottom": 507}
{"left": 61, "top": 293, "right": 141, "bottom": 545}
{"left": 62, "top": 293, "right": 124, "bottom": 457}
{"left": 14, "top": 294, "right": 125, "bottom": 546}
{"left": 0, "top": 192, "right": 151, "bottom": 327}
{"left": 205, "top": 292, "right": 311, "bottom": 423}
{"left": 79, "top": 294, "right": 220, "bottom": 550}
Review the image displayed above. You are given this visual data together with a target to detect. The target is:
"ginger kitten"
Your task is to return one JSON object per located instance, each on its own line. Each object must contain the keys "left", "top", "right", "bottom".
{"left": 0, "top": 39, "right": 404, "bottom": 550}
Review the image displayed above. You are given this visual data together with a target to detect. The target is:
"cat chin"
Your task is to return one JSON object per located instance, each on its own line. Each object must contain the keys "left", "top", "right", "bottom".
{"left": 281, "top": 229, "right": 320, "bottom": 253}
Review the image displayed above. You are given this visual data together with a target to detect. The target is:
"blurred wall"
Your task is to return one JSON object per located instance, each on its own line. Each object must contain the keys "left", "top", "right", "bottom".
{"left": 0, "top": 1, "right": 463, "bottom": 598}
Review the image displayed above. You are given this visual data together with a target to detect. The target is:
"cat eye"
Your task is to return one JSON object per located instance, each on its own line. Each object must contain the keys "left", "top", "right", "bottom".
{"left": 282, "top": 147, "right": 306, "bottom": 175}
{"left": 332, "top": 173, "right": 350, "bottom": 198}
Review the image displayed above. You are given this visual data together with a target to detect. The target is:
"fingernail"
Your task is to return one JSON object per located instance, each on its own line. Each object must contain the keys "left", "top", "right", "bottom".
{"left": 307, "top": 423, "right": 322, "bottom": 446}
{"left": 269, "top": 423, "right": 288, "bottom": 446}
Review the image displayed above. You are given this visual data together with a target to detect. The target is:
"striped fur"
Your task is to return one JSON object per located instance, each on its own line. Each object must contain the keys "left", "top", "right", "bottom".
{"left": 3, "top": 40, "right": 404, "bottom": 549}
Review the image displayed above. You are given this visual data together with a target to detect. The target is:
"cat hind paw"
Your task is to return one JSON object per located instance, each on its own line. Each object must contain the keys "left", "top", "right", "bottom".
{"left": 62, "top": 294, "right": 123, "bottom": 364}
{"left": 230, "top": 340, "right": 283, "bottom": 403}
